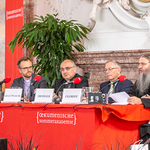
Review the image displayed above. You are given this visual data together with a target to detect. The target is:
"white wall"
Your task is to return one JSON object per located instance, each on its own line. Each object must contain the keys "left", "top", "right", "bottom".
{"left": 34, "top": 0, "right": 150, "bottom": 51}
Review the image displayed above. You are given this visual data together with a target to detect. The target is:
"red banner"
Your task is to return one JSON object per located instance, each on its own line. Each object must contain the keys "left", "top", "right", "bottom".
{"left": 5, "top": 0, "right": 23, "bottom": 88}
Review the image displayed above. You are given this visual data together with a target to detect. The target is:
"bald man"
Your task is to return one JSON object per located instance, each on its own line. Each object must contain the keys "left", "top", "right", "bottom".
{"left": 54, "top": 60, "right": 89, "bottom": 94}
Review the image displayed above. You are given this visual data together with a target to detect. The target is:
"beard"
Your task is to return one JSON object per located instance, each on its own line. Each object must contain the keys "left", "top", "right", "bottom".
{"left": 23, "top": 71, "right": 32, "bottom": 79}
{"left": 136, "top": 70, "right": 150, "bottom": 96}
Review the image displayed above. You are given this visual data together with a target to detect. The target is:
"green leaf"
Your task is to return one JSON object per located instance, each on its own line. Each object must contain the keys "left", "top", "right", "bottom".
{"left": 8, "top": 13, "right": 90, "bottom": 87}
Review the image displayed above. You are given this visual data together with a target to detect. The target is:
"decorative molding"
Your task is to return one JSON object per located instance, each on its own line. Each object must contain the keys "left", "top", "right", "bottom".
{"left": 110, "top": 0, "right": 149, "bottom": 29}
{"left": 89, "top": 0, "right": 150, "bottom": 30}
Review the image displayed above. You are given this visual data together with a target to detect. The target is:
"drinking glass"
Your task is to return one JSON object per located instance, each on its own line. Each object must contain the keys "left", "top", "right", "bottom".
{"left": 24, "top": 90, "right": 30, "bottom": 102}
{"left": 0, "top": 92, "right": 4, "bottom": 102}
{"left": 82, "top": 87, "right": 94, "bottom": 103}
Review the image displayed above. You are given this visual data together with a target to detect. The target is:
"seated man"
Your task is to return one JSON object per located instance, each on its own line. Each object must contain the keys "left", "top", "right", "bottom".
{"left": 10, "top": 56, "right": 47, "bottom": 101}
{"left": 128, "top": 52, "right": 150, "bottom": 107}
{"left": 54, "top": 59, "right": 89, "bottom": 95}
{"left": 100, "top": 60, "right": 133, "bottom": 103}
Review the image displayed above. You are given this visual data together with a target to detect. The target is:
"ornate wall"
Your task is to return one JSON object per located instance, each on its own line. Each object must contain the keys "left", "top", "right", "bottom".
{"left": 24, "top": 0, "right": 150, "bottom": 91}
{"left": 34, "top": 0, "right": 150, "bottom": 51}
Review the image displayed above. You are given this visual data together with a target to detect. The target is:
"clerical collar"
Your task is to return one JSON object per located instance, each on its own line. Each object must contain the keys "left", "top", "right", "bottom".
{"left": 23, "top": 77, "right": 32, "bottom": 82}
{"left": 25, "top": 79, "right": 30, "bottom": 82}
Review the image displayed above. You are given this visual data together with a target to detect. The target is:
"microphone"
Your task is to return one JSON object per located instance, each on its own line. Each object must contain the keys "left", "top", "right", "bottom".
{"left": 100, "top": 75, "right": 126, "bottom": 92}
{"left": 31, "top": 75, "right": 41, "bottom": 86}
{"left": 65, "top": 77, "right": 82, "bottom": 84}
{"left": 56, "top": 77, "right": 82, "bottom": 95}
{"left": 0, "top": 76, "right": 11, "bottom": 85}
{"left": 30, "top": 75, "right": 41, "bottom": 102}
{"left": 112, "top": 75, "right": 126, "bottom": 84}
{"left": 53, "top": 77, "right": 82, "bottom": 104}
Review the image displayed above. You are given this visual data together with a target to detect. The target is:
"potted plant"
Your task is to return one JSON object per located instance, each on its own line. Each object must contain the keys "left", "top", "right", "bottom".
{"left": 8, "top": 14, "right": 90, "bottom": 87}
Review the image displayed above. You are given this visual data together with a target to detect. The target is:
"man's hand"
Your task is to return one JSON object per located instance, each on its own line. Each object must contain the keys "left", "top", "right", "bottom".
{"left": 127, "top": 96, "right": 142, "bottom": 104}
{"left": 53, "top": 93, "right": 57, "bottom": 99}
{"left": 141, "top": 94, "right": 150, "bottom": 98}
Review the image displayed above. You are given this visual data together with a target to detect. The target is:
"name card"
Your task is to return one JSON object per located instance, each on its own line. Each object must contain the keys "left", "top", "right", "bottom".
{"left": 3, "top": 89, "right": 22, "bottom": 103}
{"left": 62, "top": 88, "right": 82, "bottom": 104}
{"left": 34, "top": 88, "right": 54, "bottom": 103}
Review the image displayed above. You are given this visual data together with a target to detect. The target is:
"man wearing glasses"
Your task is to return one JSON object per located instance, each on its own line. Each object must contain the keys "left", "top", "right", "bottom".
{"left": 54, "top": 59, "right": 89, "bottom": 94}
{"left": 128, "top": 52, "right": 150, "bottom": 107}
{"left": 10, "top": 56, "right": 47, "bottom": 101}
{"left": 100, "top": 60, "right": 133, "bottom": 103}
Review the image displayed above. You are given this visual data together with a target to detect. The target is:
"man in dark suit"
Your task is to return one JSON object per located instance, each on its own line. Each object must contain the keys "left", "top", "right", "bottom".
{"left": 10, "top": 56, "right": 47, "bottom": 101}
{"left": 54, "top": 60, "right": 89, "bottom": 95}
{"left": 128, "top": 52, "right": 150, "bottom": 108}
{"left": 100, "top": 60, "right": 133, "bottom": 103}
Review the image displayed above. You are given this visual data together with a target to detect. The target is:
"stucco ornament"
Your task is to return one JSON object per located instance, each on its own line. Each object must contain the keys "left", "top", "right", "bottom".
{"left": 89, "top": 0, "right": 150, "bottom": 32}
{"left": 141, "top": 6, "right": 150, "bottom": 35}
{"left": 89, "top": 0, "right": 110, "bottom": 21}
{"left": 117, "top": 0, "right": 130, "bottom": 10}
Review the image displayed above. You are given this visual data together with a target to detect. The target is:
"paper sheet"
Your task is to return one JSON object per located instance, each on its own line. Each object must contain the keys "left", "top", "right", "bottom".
{"left": 110, "top": 92, "right": 130, "bottom": 104}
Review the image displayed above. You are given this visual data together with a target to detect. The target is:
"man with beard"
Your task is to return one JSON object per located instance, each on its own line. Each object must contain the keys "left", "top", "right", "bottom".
{"left": 10, "top": 56, "right": 47, "bottom": 101}
{"left": 128, "top": 52, "right": 150, "bottom": 107}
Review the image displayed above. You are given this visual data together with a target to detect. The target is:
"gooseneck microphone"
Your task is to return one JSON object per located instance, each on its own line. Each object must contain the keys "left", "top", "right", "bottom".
{"left": 112, "top": 75, "right": 126, "bottom": 84}
{"left": 0, "top": 76, "right": 11, "bottom": 92}
{"left": 100, "top": 75, "right": 126, "bottom": 92}
{"left": 0, "top": 76, "right": 11, "bottom": 85}
{"left": 31, "top": 75, "right": 41, "bottom": 86}
{"left": 65, "top": 77, "right": 82, "bottom": 85}
{"left": 55, "top": 77, "right": 82, "bottom": 95}
{"left": 30, "top": 75, "right": 41, "bottom": 101}
{"left": 53, "top": 77, "right": 82, "bottom": 103}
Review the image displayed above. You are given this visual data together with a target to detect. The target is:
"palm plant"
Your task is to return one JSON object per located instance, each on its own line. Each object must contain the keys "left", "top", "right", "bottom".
{"left": 8, "top": 14, "right": 90, "bottom": 87}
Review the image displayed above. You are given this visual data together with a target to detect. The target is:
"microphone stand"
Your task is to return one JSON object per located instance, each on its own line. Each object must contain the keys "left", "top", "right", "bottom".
{"left": 100, "top": 82, "right": 111, "bottom": 92}
{"left": 53, "top": 83, "right": 66, "bottom": 104}
{"left": 29, "top": 77, "right": 40, "bottom": 102}
{"left": 100, "top": 79, "right": 119, "bottom": 92}
{"left": 29, "top": 79, "right": 36, "bottom": 102}
{"left": 30, "top": 84, "right": 35, "bottom": 102}
{"left": 53, "top": 81, "right": 72, "bottom": 104}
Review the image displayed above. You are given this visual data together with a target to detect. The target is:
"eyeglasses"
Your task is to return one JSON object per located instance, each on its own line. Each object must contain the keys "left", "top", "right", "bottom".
{"left": 104, "top": 68, "right": 118, "bottom": 72}
{"left": 138, "top": 62, "right": 150, "bottom": 67}
{"left": 60, "top": 66, "right": 75, "bottom": 72}
{"left": 20, "top": 66, "right": 33, "bottom": 70}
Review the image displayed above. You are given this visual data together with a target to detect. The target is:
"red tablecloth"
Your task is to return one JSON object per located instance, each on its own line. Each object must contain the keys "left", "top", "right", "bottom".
{"left": 0, "top": 103, "right": 149, "bottom": 149}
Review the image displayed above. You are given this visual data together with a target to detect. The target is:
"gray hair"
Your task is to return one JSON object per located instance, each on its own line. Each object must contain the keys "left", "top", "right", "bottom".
{"left": 105, "top": 60, "right": 121, "bottom": 69}
{"left": 140, "top": 52, "right": 150, "bottom": 62}
{"left": 61, "top": 59, "right": 76, "bottom": 67}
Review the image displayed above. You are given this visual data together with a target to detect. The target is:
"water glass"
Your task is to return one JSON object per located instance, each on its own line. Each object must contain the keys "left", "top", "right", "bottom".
{"left": 82, "top": 87, "right": 94, "bottom": 103}
{"left": 0, "top": 92, "right": 4, "bottom": 102}
{"left": 24, "top": 90, "right": 30, "bottom": 102}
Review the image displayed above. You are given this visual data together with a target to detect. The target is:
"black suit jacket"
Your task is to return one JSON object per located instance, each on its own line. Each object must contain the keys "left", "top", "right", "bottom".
{"left": 54, "top": 73, "right": 89, "bottom": 94}
{"left": 128, "top": 81, "right": 150, "bottom": 108}
{"left": 100, "top": 79, "right": 133, "bottom": 103}
{"left": 10, "top": 74, "right": 47, "bottom": 101}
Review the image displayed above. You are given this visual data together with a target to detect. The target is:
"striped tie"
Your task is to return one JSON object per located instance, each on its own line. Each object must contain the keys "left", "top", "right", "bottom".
{"left": 108, "top": 82, "right": 114, "bottom": 97}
